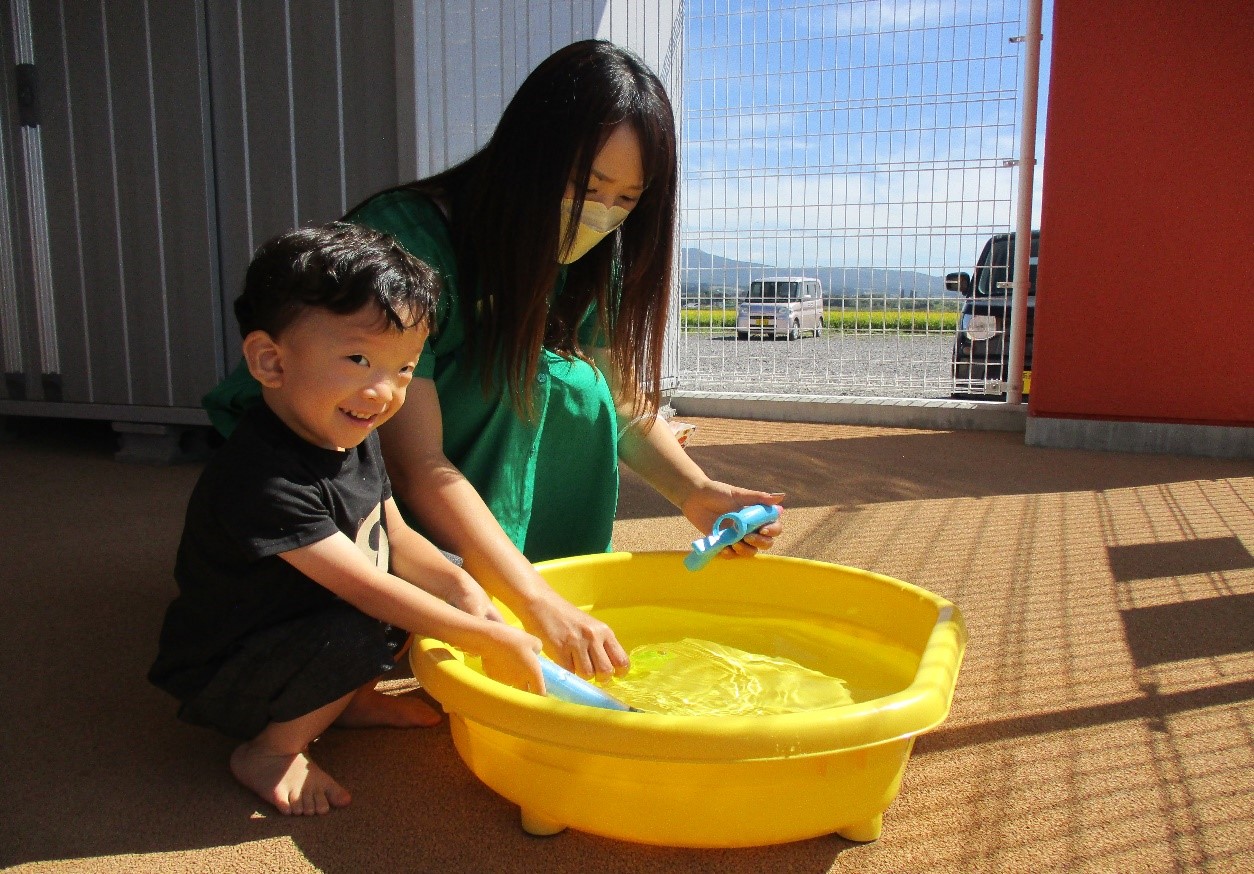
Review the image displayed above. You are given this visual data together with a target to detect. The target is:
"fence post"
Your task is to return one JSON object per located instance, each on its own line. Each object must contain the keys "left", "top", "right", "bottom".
{"left": 1006, "top": 0, "right": 1044, "bottom": 406}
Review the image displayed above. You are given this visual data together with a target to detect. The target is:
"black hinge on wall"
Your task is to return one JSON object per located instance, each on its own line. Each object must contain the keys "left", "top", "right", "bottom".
{"left": 15, "top": 63, "right": 39, "bottom": 127}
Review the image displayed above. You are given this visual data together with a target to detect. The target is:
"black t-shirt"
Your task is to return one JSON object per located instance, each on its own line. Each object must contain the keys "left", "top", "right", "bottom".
{"left": 149, "top": 402, "right": 392, "bottom": 699}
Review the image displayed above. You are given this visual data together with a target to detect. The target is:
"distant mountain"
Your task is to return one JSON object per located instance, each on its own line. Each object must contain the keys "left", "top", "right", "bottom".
{"left": 679, "top": 248, "right": 775, "bottom": 274}
{"left": 679, "top": 247, "right": 955, "bottom": 300}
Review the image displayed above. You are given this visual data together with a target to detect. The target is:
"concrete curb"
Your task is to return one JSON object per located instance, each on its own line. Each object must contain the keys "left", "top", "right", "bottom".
{"left": 1026, "top": 417, "right": 1254, "bottom": 459}
{"left": 668, "top": 391, "right": 1028, "bottom": 432}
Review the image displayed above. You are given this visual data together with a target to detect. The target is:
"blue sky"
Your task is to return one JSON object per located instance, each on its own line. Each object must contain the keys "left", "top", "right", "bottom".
{"left": 679, "top": 0, "right": 1052, "bottom": 274}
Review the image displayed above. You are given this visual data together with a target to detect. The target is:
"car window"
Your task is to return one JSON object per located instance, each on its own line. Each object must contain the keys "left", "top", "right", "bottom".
{"left": 748, "top": 281, "right": 801, "bottom": 302}
{"left": 976, "top": 239, "right": 1011, "bottom": 295}
{"left": 975, "top": 235, "right": 1039, "bottom": 296}
{"left": 747, "top": 282, "right": 771, "bottom": 301}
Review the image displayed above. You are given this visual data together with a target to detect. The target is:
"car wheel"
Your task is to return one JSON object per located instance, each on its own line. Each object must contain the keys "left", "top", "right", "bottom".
{"left": 814, "top": 316, "right": 825, "bottom": 337}
{"left": 737, "top": 331, "right": 748, "bottom": 340}
{"left": 788, "top": 320, "right": 801, "bottom": 341}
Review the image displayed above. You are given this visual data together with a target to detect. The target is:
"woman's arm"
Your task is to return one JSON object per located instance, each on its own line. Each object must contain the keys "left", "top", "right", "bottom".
{"left": 590, "top": 347, "right": 784, "bottom": 556}
{"left": 378, "top": 378, "right": 629, "bottom": 678}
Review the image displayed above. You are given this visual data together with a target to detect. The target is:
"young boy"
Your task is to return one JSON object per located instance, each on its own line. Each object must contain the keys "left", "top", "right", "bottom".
{"left": 149, "top": 222, "right": 544, "bottom": 816}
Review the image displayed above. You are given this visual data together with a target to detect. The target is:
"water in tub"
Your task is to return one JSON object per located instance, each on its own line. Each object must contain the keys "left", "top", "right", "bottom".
{"left": 583, "top": 603, "right": 914, "bottom": 715}
{"left": 608, "top": 638, "right": 853, "bottom": 716}
{"left": 466, "top": 603, "right": 913, "bottom": 715}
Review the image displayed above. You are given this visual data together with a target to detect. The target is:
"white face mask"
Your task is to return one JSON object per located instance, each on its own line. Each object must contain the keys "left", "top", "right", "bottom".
{"left": 557, "top": 199, "right": 630, "bottom": 264}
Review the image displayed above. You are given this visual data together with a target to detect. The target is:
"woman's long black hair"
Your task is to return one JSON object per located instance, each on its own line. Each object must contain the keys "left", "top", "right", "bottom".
{"left": 360, "top": 40, "right": 677, "bottom": 420}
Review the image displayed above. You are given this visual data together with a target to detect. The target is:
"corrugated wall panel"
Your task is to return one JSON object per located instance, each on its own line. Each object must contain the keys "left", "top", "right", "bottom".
{"left": 146, "top": 2, "right": 221, "bottom": 408}
{"left": 290, "top": 4, "right": 348, "bottom": 223}
{"left": 0, "top": 52, "right": 22, "bottom": 388}
{"left": 104, "top": 0, "right": 179, "bottom": 406}
{"left": 5, "top": 0, "right": 219, "bottom": 410}
{"left": 471, "top": 5, "right": 503, "bottom": 151}
{"left": 340, "top": 1, "right": 398, "bottom": 217}
{"left": 206, "top": 0, "right": 400, "bottom": 366}
{"left": 57, "top": 1, "right": 132, "bottom": 405}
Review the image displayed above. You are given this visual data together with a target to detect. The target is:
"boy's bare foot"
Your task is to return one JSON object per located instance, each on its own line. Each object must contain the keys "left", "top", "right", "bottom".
{"left": 334, "top": 686, "right": 442, "bottom": 729}
{"left": 230, "top": 743, "right": 351, "bottom": 816}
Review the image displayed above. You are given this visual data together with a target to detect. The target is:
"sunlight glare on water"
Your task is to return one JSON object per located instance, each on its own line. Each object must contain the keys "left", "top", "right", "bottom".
{"left": 607, "top": 638, "right": 853, "bottom": 716}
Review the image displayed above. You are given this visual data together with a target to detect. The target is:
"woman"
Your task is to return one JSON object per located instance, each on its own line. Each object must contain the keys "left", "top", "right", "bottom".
{"left": 207, "top": 40, "right": 783, "bottom": 679}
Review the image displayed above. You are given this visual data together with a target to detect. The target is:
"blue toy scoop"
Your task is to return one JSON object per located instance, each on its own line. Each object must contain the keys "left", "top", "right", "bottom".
{"left": 539, "top": 656, "right": 639, "bottom": 712}
{"left": 684, "top": 504, "right": 781, "bottom": 572}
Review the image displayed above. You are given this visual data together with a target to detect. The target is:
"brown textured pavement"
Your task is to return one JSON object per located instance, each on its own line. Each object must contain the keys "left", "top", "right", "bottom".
{"left": 1, "top": 415, "right": 1251, "bottom": 873}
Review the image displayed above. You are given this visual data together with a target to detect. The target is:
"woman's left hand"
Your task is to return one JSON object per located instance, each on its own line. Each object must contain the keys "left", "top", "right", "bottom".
{"left": 681, "top": 483, "right": 785, "bottom": 558}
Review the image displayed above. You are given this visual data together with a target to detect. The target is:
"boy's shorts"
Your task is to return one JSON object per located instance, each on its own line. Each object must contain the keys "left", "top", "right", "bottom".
{"left": 177, "top": 602, "right": 410, "bottom": 740}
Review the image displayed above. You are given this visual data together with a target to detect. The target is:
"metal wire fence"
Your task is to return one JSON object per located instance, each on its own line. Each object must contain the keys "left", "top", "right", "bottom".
{"left": 677, "top": 0, "right": 1033, "bottom": 398}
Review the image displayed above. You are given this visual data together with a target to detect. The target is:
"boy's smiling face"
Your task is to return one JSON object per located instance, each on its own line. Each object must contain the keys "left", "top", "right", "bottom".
{"left": 247, "top": 305, "right": 427, "bottom": 451}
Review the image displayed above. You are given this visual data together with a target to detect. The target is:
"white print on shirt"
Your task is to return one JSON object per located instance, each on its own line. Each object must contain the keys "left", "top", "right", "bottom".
{"left": 355, "top": 504, "right": 389, "bottom": 571}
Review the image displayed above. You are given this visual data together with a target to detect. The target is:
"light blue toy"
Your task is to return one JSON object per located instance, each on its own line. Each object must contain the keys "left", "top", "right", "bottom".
{"left": 684, "top": 503, "right": 782, "bottom": 572}
{"left": 540, "top": 656, "right": 639, "bottom": 712}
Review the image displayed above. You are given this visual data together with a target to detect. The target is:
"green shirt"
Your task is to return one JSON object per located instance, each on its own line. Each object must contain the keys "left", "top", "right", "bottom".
{"left": 204, "top": 190, "right": 620, "bottom": 562}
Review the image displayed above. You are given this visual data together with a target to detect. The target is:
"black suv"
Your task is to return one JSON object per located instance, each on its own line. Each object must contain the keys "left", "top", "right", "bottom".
{"left": 947, "top": 231, "right": 1038, "bottom": 398}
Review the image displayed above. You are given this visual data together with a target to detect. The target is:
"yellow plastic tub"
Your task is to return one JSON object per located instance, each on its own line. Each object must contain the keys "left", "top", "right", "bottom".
{"left": 410, "top": 552, "right": 965, "bottom": 847}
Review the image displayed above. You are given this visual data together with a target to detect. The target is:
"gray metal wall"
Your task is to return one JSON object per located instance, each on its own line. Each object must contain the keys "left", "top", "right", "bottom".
{"left": 206, "top": 0, "right": 402, "bottom": 368}
{"left": 0, "top": 0, "right": 681, "bottom": 427}
{"left": 1, "top": 0, "right": 222, "bottom": 419}
{"left": 0, "top": 0, "right": 401, "bottom": 423}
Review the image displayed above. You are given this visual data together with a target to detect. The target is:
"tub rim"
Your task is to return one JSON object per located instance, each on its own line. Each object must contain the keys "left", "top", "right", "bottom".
{"left": 410, "top": 553, "right": 966, "bottom": 762}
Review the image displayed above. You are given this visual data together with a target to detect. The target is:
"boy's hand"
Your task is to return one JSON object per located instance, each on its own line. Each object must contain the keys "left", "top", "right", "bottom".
{"left": 476, "top": 624, "right": 545, "bottom": 694}
{"left": 518, "top": 592, "right": 630, "bottom": 681}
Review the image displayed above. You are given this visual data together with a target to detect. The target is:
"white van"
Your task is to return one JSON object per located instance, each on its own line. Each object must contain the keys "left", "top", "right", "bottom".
{"left": 736, "top": 276, "right": 825, "bottom": 340}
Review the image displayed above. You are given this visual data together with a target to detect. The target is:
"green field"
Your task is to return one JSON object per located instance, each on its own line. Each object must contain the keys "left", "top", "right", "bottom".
{"left": 680, "top": 307, "right": 959, "bottom": 333}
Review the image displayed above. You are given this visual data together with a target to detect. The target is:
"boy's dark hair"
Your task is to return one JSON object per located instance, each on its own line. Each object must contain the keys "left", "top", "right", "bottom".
{"left": 234, "top": 222, "right": 439, "bottom": 339}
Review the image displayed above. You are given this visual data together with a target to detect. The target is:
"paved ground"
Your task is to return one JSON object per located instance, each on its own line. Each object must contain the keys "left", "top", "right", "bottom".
{"left": 674, "top": 330, "right": 961, "bottom": 398}
{"left": 2, "top": 415, "right": 1250, "bottom": 873}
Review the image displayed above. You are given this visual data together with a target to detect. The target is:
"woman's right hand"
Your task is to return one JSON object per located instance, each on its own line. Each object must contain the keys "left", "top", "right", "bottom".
{"left": 516, "top": 589, "right": 630, "bottom": 680}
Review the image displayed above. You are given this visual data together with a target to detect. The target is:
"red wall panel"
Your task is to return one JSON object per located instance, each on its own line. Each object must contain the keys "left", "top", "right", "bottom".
{"left": 1032, "top": 1, "right": 1254, "bottom": 426}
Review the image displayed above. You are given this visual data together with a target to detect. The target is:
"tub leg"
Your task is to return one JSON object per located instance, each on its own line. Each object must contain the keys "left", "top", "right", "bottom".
{"left": 520, "top": 807, "right": 567, "bottom": 837}
{"left": 836, "top": 813, "right": 883, "bottom": 843}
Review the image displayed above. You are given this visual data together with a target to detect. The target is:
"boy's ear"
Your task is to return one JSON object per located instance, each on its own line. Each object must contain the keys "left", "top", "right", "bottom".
{"left": 242, "top": 330, "right": 284, "bottom": 388}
